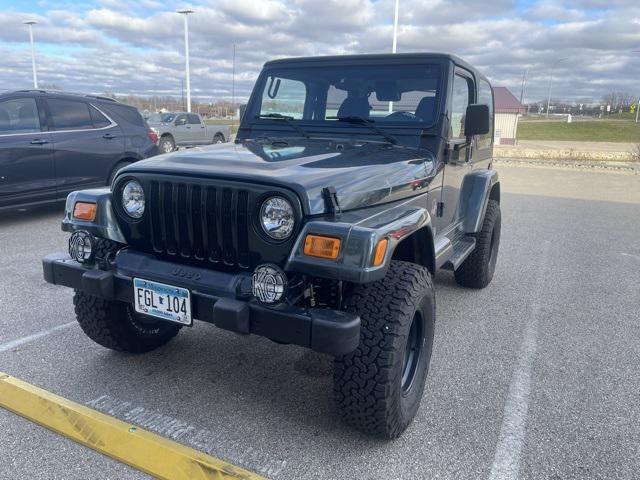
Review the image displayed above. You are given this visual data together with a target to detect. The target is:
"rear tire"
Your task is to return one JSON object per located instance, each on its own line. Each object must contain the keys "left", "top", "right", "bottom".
{"left": 333, "top": 261, "right": 435, "bottom": 438}
{"left": 159, "top": 135, "right": 175, "bottom": 153}
{"left": 107, "top": 161, "right": 130, "bottom": 186}
{"left": 454, "top": 199, "right": 501, "bottom": 289}
{"left": 73, "top": 291, "right": 181, "bottom": 353}
{"left": 213, "top": 133, "right": 225, "bottom": 144}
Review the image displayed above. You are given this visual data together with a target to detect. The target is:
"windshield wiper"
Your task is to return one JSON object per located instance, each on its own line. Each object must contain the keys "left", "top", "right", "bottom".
{"left": 256, "top": 113, "right": 310, "bottom": 139}
{"left": 327, "top": 116, "right": 398, "bottom": 145}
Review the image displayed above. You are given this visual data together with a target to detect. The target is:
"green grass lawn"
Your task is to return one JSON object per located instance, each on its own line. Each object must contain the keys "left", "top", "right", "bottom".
{"left": 518, "top": 120, "right": 640, "bottom": 142}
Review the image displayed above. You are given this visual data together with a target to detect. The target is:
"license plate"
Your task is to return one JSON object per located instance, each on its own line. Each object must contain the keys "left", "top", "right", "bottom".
{"left": 133, "top": 278, "right": 192, "bottom": 326}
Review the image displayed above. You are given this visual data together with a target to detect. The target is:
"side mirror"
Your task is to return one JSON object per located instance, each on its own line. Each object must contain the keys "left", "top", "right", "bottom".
{"left": 464, "top": 104, "right": 490, "bottom": 137}
{"left": 175, "top": 118, "right": 186, "bottom": 126}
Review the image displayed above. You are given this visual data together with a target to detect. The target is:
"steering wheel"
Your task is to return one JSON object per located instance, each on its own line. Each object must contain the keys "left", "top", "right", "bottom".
{"left": 385, "top": 111, "right": 418, "bottom": 121}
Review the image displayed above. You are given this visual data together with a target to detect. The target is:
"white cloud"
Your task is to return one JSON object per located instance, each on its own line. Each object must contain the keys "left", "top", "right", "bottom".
{"left": 0, "top": 0, "right": 638, "bottom": 103}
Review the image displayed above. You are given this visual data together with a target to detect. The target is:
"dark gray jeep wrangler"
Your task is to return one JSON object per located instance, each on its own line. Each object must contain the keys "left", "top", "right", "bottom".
{"left": 43, "top": 53, "right": 500, "bottom": 439}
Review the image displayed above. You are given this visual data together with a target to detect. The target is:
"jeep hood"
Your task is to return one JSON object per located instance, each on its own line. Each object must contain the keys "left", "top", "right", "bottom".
{"left": 122, "top": 139, "right": 437, "bottom": 215}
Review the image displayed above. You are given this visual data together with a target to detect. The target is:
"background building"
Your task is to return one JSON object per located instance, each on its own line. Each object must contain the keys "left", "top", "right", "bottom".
{"left": 493, "top": 86, "right": 527, "bottom": 145}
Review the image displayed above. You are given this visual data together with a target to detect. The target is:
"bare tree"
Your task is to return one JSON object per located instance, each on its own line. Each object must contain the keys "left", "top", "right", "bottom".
{"left": 602, "top": 91, "right": 636, "bottom": 109}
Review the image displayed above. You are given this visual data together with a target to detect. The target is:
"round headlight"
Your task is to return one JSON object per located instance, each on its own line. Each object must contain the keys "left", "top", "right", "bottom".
{"left": 121, "top": 180, "right": 145, "bottom": 219}
{"left": 260, "top": 196, "right": 295, "bottom": 240}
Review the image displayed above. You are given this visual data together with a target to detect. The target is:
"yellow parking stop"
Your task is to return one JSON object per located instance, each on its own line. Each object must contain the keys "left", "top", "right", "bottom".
{"left": 0, "top": 372, "right": 265, "bottom": 480}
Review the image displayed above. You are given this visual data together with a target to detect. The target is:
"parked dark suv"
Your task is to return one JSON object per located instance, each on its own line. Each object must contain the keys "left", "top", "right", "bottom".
{"left": 0, "top": 90, "right": 158, "bottom": 210}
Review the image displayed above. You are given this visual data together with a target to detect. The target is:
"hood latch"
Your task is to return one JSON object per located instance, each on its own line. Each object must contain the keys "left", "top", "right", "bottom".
{"left": 323, "top": 186, "right": 341, "bottom": 216}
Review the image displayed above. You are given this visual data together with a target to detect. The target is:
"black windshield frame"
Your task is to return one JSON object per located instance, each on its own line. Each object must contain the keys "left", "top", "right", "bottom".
{"left": 244, "top": 61, "right": 446, "bottom": 134}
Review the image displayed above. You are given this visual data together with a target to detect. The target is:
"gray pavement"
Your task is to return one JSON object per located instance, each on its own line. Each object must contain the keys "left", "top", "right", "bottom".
{"left": 1, "top": 165, "right": 639, "bottom": 480}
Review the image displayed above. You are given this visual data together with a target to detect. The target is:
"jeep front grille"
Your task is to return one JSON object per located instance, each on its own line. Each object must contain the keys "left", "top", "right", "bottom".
{"left": 148, "top": 181, "right": 250, "bottom": 268}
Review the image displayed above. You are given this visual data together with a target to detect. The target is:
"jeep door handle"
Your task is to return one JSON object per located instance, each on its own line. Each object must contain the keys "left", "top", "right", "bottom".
{"left": 102, "top": 133, "right": 117, "bottom": 139}
{"left": 30, "top": 139, "right": 49, "bottom": 145}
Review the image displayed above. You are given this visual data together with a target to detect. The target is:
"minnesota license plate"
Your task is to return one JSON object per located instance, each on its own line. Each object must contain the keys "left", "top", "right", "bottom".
{"left": 133, "top": 278, "right": 192, "bottom": 326}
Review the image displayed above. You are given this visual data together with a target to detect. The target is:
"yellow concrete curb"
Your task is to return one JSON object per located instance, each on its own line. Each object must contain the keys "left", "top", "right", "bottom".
{"left": 0, "top": 372, "right": 266, "bottom": 480}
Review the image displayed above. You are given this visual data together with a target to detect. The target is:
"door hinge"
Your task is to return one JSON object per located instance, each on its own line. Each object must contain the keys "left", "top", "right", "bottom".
{"left": 437, "top": 202, "right": 444, "bottom": 217}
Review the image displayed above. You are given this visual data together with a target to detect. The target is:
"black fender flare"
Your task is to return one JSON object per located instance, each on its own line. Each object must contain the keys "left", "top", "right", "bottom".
{"left": 61, "top": 189, "right": 126, "bottom": 243}
{"left": 286, "top": 195, "right": 434, "bottom": 283}
{"left": 458, "top": 169, "right": 500, "bottom": 234}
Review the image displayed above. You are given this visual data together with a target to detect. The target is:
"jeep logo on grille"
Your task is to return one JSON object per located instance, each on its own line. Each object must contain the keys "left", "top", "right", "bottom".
{"left": 171, "top": 267, "right": 201, "bottom": 281}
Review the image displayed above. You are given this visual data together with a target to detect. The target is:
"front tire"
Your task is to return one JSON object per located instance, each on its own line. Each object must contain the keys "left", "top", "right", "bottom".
{"left": 333, "top": 261, "right": 435, "bottom": 438}
{"left": 454, "top": 199, "right": 501, "bottom": 289}
{"left": 73, "top": 292, "right": 181, "bottom": 353}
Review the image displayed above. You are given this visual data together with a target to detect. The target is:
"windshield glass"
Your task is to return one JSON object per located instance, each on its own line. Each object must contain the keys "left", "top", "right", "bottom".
{"left": 148, "top": 113, "right": 176, "bottom": 123}
{"left": 252, "top": 64, "right": 441, "bottom": 125}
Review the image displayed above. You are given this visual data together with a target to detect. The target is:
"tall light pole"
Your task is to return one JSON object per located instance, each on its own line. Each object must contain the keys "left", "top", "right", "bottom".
{"left": 231, "top": 44, "right": 236, "bottom": 126}
{"left": 392, "top": 0, "right": 400, "bottom": 54}
{"left": 24, "top": 21, "right": 38, "bottom": 89}
{"left": 633, "top": 51, "right": 640, "bottom": 123}
{"left": 177, "top": 9, "right": 194, "bottom": 112}
{"left": 389, "top": 0, "right": 400, "bottom": 112}
{"left": 519, "top": 68, "right": 528, "bottom": 105}
{"left": 546, "top": 58, "right": 567, "bottom": 118}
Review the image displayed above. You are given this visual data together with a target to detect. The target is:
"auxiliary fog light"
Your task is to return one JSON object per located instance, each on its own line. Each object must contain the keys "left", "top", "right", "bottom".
{"left": 69, "top": 230, "right": 96, "bottom": 264}
{"left": 252, "top": 264, "right": 287, "bottom": 304}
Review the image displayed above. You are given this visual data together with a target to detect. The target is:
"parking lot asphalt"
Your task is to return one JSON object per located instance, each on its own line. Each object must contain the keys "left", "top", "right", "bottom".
{"left": 1, "top": 164, "right": 639, "bottom": 480}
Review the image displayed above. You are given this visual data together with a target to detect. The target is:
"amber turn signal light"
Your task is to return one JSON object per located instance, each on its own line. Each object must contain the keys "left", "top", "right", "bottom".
{"left": 373, "top": 238, "right": 388, "bottom": 266}
{"left": 73, "top": 202, "right": 97, "bottom": 221}
{"left": 304, "top": 234, "right": 341, "bottom": 260}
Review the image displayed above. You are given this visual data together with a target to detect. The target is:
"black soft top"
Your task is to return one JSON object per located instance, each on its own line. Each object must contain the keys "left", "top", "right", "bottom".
{"left": 264, "top": 53, "right": 490, "bottom": 85}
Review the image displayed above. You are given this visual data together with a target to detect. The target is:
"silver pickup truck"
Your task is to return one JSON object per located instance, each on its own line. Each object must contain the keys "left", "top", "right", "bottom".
{"left": 147, "top": 112, "right": 231, "bottom": 153}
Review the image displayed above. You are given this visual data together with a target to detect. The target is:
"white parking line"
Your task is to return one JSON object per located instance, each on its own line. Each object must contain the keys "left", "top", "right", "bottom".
{"left": 621, "top": 252, "right": 640, "bottom": 261}
{"left": 488, "top": 242, "right": 550, "bottom": 480}
{"left": 0, "top": 322, "right": 75, "bottom": 354}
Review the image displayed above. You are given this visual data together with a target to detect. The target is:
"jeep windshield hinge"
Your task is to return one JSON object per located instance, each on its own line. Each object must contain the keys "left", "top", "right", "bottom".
{"left": 323, "top": 186, "right": 341, "bottom": 216}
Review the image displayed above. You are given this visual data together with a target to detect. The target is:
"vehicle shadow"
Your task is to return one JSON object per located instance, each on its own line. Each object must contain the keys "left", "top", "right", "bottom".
{"left": 0, "top": 203, "right": 64, "bottom": 227}
{"left": 76, "top": 265, "right": 483, "bottom": 452}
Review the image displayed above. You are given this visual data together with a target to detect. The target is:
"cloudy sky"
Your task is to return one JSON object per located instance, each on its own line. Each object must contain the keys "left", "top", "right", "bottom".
{"left": 0, "top": 0, "right": 638, "bottom": 104}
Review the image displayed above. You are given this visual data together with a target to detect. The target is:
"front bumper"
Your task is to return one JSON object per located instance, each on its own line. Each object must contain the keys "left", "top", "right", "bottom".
{"left": 42, "top": 250, "right": 360, "bottom": 356}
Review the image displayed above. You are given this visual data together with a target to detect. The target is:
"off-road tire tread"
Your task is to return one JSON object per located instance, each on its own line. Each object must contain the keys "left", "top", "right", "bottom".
{"left": 454, "top": 199, "right": 500, "bottom": 289}
{"left": 73, "top": 291, "right": 181, "bottom": 353}
{"left": 334, "top": 260, "right": 434, "bottom": 438}
{"left": 94, "top": 238, "right": 123, "bottom": 261}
